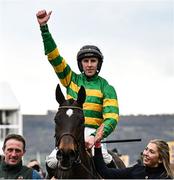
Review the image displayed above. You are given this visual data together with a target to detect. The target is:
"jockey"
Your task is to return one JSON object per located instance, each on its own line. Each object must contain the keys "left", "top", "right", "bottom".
{"left": 36, "top": 10, "right": 119, "bottom": 170}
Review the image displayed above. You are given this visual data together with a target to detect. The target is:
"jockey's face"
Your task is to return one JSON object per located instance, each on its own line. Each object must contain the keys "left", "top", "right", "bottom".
{"left": 81, "top": 57, "right": 98, "bottom": 77}
{"left": 3, "top": 139, "right": 25, "bottom": 165}
{"left": 143, "top": 142, "right": 162, "bottom": 167}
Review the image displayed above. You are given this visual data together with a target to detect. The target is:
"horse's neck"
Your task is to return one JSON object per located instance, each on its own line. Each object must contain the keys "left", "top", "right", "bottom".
{"left": 79, "top": 147, "right": 93, "bottom": 166}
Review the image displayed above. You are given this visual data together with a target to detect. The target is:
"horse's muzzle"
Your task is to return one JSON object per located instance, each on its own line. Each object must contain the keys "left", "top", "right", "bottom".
{"left": 56, "top": 134, "right": 80, "bottom": 170}
{"left": 56, "top": 149, "right": 79, "bottom": 170}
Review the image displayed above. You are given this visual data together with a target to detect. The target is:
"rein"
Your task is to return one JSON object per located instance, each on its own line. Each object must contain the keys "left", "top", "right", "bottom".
{"left": 56, "top": 133, "right": 79, "bottom": 147}
{"left": 56, "top": 147, "right": 99, "bottom": 179}
{"left": 80, "top": 150, "right": 99, "bottom": 179}
{"left": 80, "top": 162, "right": 98, "bottom": 179}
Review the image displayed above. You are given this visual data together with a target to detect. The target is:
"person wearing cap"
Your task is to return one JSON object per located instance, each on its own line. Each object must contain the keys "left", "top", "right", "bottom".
{"left": 36, "top": 10, "right": 119, "bottom": 173}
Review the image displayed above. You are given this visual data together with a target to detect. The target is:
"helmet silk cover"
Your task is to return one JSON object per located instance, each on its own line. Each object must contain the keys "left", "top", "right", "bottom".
{"left": 77, "top": 45, "right": 103, "bottom": 73}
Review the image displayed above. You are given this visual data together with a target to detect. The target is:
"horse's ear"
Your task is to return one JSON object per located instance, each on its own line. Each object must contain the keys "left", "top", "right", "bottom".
{"left": 77, "top": 86, "right": 86, "bottom": 106}
{"left": 56, "top": 84, "right": 66, "bottom": 105}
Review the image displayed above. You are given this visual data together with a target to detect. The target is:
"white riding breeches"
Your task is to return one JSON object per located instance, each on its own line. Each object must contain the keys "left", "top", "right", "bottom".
{"left": 85, "top": 127, "right": 112, "bottom": 164}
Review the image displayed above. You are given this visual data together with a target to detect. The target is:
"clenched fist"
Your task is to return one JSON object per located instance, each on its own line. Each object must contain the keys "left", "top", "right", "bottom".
{"left": 36, "top": 10, "right": 52, "bottom": 26}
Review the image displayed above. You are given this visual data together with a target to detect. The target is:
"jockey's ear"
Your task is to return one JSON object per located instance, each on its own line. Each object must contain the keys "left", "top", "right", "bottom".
{"left": 55, "top": 84, "right": 66, "bottom": 105}
{"left": 77, "top": 86, "right": 86, "bottom": 107}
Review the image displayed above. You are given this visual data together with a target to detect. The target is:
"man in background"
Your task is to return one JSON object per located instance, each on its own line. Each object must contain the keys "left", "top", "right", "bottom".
{"left": 0, "top": 134, "right": 41, "bottom": 179}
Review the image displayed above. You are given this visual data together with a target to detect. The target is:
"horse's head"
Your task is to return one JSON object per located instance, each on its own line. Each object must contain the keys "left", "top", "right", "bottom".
{"left": 54, "top": 84, "right": 86, "bottom": 170}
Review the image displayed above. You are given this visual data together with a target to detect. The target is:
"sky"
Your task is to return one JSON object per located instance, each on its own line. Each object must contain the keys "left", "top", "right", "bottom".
{"left": 0, "top": 0, "right": 173, "bottom": 115}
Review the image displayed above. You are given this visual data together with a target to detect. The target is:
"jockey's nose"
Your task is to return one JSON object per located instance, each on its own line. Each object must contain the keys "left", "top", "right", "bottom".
{"left": 87, "top": 60, "right": 92, "bottom": 66}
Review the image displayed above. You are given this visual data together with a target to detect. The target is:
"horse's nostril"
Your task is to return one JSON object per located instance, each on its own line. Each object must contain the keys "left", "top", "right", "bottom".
{"left": 69, "top": 150, "right": 76, "bottom": 159}
{"left": 56, "top": 149, "right": 62, "bottom": 160}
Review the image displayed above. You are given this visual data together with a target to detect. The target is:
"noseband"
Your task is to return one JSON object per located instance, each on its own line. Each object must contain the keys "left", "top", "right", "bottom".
{"left": 56, "top": 133, "right": 81, "bottom": 171}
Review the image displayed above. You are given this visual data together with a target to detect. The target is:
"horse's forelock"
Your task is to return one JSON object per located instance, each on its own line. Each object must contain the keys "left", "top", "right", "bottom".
{"left": 62, "top": 98, "right": 81, "bottom": 108}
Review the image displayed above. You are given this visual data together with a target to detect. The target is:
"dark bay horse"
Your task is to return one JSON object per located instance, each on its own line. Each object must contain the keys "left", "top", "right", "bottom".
{"left": 52, "top": 84, "right": 125, "bottom": 179}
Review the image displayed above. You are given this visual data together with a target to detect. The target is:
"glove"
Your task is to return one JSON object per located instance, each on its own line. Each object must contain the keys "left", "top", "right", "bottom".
{"left": 46, "top": 149, "right": 58, "bottom": 169}
{"left": 46, "top": 156, "right": 58, "bottom": 169}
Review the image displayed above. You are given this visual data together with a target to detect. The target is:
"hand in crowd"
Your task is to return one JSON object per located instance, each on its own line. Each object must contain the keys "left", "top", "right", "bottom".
{"left": 27, "top": 160, "right": 39, "bottom": 168}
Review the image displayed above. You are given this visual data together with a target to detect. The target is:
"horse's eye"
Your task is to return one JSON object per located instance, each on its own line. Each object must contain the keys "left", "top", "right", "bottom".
{"left": 55, "top": 117, "right": 61, "bottom": 124}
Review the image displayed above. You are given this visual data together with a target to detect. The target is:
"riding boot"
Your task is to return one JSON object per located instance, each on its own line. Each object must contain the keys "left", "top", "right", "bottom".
{"left": 106, "top": 160, "right": 115, "bottom": 168}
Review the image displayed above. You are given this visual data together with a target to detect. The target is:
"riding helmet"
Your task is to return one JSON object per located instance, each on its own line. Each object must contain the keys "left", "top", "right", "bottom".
{"left": 77, "top": 45, "right": 104, "bottom": 73}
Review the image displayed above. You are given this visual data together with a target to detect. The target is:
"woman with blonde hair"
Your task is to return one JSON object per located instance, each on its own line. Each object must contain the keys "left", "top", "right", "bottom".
{"left": 94, "top": 125, "right": 174, "bottom": 179}
{"left": 148, "top": 139, "right": 173, "bottom": 178}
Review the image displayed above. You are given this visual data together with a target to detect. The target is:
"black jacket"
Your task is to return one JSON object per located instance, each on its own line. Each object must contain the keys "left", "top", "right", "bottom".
{"left": 0, "top": 160, "right": 34, "bottom": 179}
{"left": 94, "top": 148, "right": 171, "bottom": 179}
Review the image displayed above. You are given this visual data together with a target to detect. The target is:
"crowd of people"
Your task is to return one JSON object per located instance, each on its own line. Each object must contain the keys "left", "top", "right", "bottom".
{"left": 0, "top": 132, "right": 173, "bottom": 179}
{"left": 0, "top": 9, "right": 173, "bottom": 179}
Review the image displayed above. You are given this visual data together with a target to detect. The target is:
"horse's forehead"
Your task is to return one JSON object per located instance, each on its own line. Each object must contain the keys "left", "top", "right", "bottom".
{"left": 66, "top": 109, "right": 73, "bottom": 117}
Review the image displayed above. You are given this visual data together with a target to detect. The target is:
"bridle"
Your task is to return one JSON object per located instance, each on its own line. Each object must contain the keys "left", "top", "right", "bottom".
{"left": 54, "top": 105, "right": 99, "bottom": 178}
{"left": 55, "top": 105, "right": 83, "bottom": 171}
{"left": 58, "top": 105, "right": 83, "bottom": 110}
{"left": 55, "top": 133, "right": 81, "bottom": 171}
